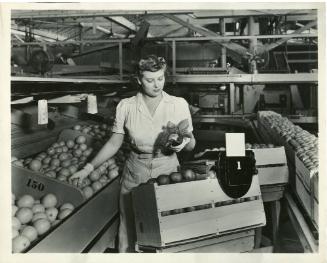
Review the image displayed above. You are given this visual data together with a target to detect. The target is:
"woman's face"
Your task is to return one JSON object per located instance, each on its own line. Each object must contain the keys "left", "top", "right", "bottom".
{"left": 138, "top": 69, "right": 165, "bottom": 98}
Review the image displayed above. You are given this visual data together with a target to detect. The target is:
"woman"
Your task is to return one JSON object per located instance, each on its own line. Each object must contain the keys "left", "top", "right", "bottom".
{"left": 69, "top": 55, "right": 196, "bottom": 252}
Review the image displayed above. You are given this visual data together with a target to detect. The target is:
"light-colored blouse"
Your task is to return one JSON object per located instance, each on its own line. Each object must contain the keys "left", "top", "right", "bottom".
{"left": 112, "top": 91, "right": 193, "bottom": 154}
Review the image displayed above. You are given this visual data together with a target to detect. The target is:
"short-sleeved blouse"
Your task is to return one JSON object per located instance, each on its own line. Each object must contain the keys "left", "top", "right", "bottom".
{"left": 111, "top": 91, "right": 193, "bottom": 154}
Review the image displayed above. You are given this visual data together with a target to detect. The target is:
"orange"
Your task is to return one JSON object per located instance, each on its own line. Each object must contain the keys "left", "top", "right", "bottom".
{"left": 32, "top": 212, "right": 48, "bottom": 222}
{"left": 75, "top": 135, "right": 86, "bottom": 144}
{"left": 41, "top": 193, "right": 58, "bottom": 208}
{"left": 32, "top": 203, "right": 45, "bottom": 214}
{"left": 12, "top": 235, "right": 30, "bottom": 253}
{"left": 16, "top": 207, "right": 33, "bottom": 224}
{"left": 12, "top": 227, "right": 19, "bottom": 239}
{"left": 33, "top": 219, "right": 51, "bottom": 235}
{"left": 92, "top": 181, "right": 102, "bottom": 192}
{"left": 45, "top": 207, "right": 58, "bottom": 222}
{"left": 21, "top": 225, "right": 38, "bottom": 242}
{"left": 29, "top": 159, "right": 42, "bottom": 172}
{"left": 60, "top": 203, "right": 74, "bottom": 211}
{"left": 12, "top": 217, "right": 21, "bottom": 231}
{"left": 12, "top": 205, "right": 18, "bottom": 216}
{"left": 82, "top": 186, "right": 93, "bottom": 199}
{"left": 58, "top": 208, "right": 72, "bottom": 220}
{"left": 17, "top": 195, "right": 34, "bottom": 208}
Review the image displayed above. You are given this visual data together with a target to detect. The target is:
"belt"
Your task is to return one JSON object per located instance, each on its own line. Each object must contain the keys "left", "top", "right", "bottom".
{"left": 131, "top": 150, "right": 171, "bottom": 159}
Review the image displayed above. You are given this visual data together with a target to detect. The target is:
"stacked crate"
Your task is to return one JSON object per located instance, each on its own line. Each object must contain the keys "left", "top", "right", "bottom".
{"left": 257, "top": 111, "right": 318, "bottom": 230}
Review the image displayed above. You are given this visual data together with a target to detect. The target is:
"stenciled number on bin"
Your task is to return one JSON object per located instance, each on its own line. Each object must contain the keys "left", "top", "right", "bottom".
{"left": 26, "top": 178, "right": 45, "bottom": 191}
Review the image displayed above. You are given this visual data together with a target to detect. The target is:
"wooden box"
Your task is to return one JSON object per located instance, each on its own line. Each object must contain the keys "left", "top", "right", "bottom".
{"left": 132, "top": 175, "right": 266, "bottom": 248}
{"left": 12, "top": 165, "right": 85, "bottom": 206}
{"left": 295, "top": 175, "right": 318, "bottom": 230}
{"left": 252, "top": 147, "right": 289, "bottom": 186}
{"left": 295, "top": 155, "right": 318, "bottom": 200}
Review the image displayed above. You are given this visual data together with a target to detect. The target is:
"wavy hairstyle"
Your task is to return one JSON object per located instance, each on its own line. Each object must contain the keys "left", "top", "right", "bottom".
{"left": 137, "top": 55, "right": 167, "bottom": 76}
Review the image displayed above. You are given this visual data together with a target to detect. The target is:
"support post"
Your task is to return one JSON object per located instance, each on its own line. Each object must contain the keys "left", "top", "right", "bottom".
{"left": 229, "top": 82, "right": 235, "bottom": 114}
{"left": 119, "top": 42, "right": 123, "bottom": 80}
{"left": 172, "top": 40, "right": 176, "bottom": 84}
{"left": 220, "top": 18, "right": 227, "bottom": 69}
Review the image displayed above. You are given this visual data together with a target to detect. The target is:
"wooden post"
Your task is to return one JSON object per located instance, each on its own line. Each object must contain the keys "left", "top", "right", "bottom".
{"left": 172, "top": 40, "right": 176, "bottom": 84}
{"left": 248, "top": 16, "right": 257, "bottom": 54}
{"left": 229, "top": 83, "right": 235, "bottom": 114}
{"left": 119, "top": 42, "right": 123, "bottom": 80}
{"left": 271, "top": 200, "right": 281, "bottom": 247}
{"left": 220, "top": 18, "right": 227, "bottom": 69}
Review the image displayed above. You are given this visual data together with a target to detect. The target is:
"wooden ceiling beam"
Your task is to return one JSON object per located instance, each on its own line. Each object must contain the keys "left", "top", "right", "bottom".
{"left": 193, "top": 10, "right": 317, "bottom": 18}
{"left": 12, "top": 10, "right": 192, "bottom": 19}
{"left": 163, "top": 14, "right": 248, "bottom": 62}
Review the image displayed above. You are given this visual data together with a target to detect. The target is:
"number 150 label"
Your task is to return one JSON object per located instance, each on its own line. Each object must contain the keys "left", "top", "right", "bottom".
{"left": 26, "top": 178, "right": 45, "bottom": 191}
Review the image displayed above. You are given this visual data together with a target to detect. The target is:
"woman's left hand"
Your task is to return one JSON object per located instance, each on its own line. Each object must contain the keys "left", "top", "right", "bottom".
{"left": 168, "top": 137, "right": 191, "bottom": 152}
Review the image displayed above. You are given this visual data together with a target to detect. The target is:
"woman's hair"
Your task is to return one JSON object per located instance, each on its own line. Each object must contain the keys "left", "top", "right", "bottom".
{"left": 138, "top": 55, "right": 167, "bottom": 75}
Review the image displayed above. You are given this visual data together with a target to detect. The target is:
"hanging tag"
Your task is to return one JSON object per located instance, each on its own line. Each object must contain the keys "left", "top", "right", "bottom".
{"left": 226, "top": 133, "right": 245, "bottom": 157}
{"left": 38, "top": 99, "right": 48, "bottom": 125}
{"left": 87, "top": 95, "right": 98, "bottom": 114}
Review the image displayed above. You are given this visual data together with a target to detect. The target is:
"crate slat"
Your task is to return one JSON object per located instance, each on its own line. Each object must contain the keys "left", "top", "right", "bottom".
{"left": 253, "top": 147, "right": 287, "bottom": 165}
{"left": 155, "top": 175, "right": 261, "bottom": 211}
{"left": 160, "top": 200, "right": 265, "bottom": 244}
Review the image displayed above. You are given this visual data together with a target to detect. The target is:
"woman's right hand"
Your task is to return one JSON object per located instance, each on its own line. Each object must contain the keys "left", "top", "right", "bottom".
{"left": 69, "top": 164, "right": 93, "bottom": 187}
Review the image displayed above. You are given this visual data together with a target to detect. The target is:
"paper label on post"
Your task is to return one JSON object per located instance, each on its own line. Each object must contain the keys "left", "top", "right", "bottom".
{"left": 87, "top": 95, "right": 98, "bottom": 114}
{"left": 38, "top": 99, "right": 48, "bottom": 125}
{"left": 226, "top": 133, "right": 245, "bottom": 157}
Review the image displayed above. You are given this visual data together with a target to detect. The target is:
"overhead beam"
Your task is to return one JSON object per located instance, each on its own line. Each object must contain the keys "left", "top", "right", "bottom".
{"left": 79, "top": 22, "right": 125, "bottom": 38}
{"left": 262, "top": 20, "right": 317, "bottom": 53}
{"left": 163, "top": 14, "right": 248, "bottom": 62}
{"left": 193, "top": 10, "right": 317, "bottom": 18}
{"left": 105, "top": 16, "right": 137, "bottom": 32}
{"left": 106, "top": 16, "right": 154, "bottom": 37}
{"left": 12, "top": 10, "right": 192, "bottom": 19}
{"left": 11, "top": 29, "right": 54, "bottom": 42}
{"left": 157, "top": 26, "right": 185, "bottom": 37}
{"left": 168, "top": 73, "right": 318, "bottom": 84}
{"left": 12, "top": 25, "right": 67, "bottom": 41}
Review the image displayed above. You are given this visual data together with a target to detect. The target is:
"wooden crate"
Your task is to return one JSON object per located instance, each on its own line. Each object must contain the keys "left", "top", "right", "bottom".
{"left": 295, "top": 155, "right": 318, "bottom": 200}
{"left": 295, "top": 175, "right": 318, "bottom": 230}
{"left": 252, "top": 147, "right": 288, "bottom": 186}
{"left": 12, "top": 165, "right": 85, "bottom": 207}
{"left": 132, "top": 175, "right": 266, "bottom": 248}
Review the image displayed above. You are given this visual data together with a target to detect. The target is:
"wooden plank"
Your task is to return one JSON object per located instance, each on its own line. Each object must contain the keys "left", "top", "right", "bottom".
{"left": 257, "top": 166, "right": 289, "bottom": 186}
{"left": 295, "top": 175, "right": 318, "bottom": 229}
{"left": 139, "top": 230, "right": 254, "bottom": 253}
{"left": 253, "top": 147, "right": 287, "bottom": 165}
{"left": 160, "top": 200, "right": 265, "bottom": 244}
{"left": 164, "top": 33, "right": 318, "bottom": 41}
{"left": 285, "top": 191, "right": 318, "bottom": 253}
{"left": 132, "top": 184, "right": 162, "bottom": 247}
{"left": 177, "top": 235, "right": 254, "bottom": 253}
{"left": 155, "top": 176, "right": 261, "bottom": 211}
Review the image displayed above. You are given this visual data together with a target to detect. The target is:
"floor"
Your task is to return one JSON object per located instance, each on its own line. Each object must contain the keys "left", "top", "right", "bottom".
{"left": 263, "top": 199, "right": 304, "bottom": 253}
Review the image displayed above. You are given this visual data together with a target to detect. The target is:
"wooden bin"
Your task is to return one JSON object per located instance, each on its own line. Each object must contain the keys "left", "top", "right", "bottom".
{"left": 252, "top": 147, "right": 289, "bottom": 186}
{"left": 132, "top": 175, "right": 266, "bottom": 248}
{"left": 12, "top": 165, "right": 85, "bottom": 206}
{"left": 295, "top": 155, "right": 318, "bottom": 230}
